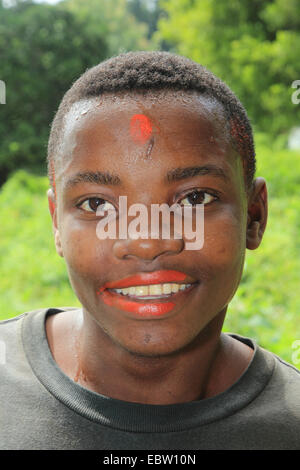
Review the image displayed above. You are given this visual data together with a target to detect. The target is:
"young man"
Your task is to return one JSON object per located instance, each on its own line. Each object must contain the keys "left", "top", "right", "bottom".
{"left": 0, "top": 51, "right": 299, "bottom": 450}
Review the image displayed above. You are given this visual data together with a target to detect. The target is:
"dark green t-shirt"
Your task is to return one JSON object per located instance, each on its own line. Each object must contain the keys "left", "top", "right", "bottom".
{"left": 0, "top": 307, "right": 299, "bottom": 450}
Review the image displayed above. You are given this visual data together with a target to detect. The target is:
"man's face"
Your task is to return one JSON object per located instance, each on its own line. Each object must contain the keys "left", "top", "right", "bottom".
{"left": 48, "top": 91, "right": 251, "bottom": 357}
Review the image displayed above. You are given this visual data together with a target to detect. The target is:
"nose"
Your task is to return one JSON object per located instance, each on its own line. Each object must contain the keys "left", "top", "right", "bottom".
{"left": 113, "top": 237, "right": 184, "bottom": 261}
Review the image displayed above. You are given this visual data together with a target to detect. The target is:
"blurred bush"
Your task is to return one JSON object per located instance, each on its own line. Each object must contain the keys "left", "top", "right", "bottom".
{"left": 156, "top": 0, "right": 300, "bottom": 136}
{"left": 0, "top": 1, "right": 108, "bottom": 183}
{"left": 223, "top": 134, "right": 300, "bottom": 365}
{"left": 0, "top": 0, "right": 156, "bottom": 185}
{"left": 0, "top": 169, "right": 80, "bottom": 313}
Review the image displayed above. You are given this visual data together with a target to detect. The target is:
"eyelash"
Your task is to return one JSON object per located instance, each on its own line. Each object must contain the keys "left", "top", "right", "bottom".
{"left": 76, "top": 197, "right": 114, "bottom": 213}
{"left": 76, "top": 190, "right": 219, "bottom": 213}
{"left": 178, "top": 190, "right": 219, "bottom": 206}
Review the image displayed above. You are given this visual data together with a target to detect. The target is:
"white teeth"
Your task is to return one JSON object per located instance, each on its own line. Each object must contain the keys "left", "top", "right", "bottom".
{"left": 135, "top": 286, "right": 148, "bottom": 296}
{"left": 163, "top": 284, "right": 172, "bottom": 295}
{"left": 128, "top": 286, "right": 136, "bottom": 295}
{"left": 112, "top": 283, "right": 192, "bottom": 297}
{"left": 149, "top": 284, "right": 163, "bottom": 295}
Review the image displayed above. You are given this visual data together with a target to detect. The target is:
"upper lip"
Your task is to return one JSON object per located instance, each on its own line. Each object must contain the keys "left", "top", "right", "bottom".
{"left": 100, "top": 270, "right": 198, "bottom": 290}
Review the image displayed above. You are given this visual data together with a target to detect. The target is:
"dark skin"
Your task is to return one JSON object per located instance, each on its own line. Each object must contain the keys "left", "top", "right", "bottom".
{"left": 46, "top": 91, "right": 268, "bottom": 405}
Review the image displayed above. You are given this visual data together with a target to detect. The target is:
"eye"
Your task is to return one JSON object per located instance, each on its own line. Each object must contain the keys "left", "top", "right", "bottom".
{"left": 179, "top": 190, "right": 217, "bottom": 206}
{"left": 77, "top": 197, "right": 115, "bottom": 213}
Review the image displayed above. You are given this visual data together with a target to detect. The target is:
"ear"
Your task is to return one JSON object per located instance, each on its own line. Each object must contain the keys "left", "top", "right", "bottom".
{"left": 246, "top": 177, "right": 268, "bottom": 250}
{"left": 47, "top": 188, "right": 64, "bottom": 258}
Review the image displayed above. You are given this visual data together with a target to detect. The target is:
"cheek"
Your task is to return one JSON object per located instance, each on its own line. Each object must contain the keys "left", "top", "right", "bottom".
{"left": 59, "top": 217, "right": 110, "bottom": 280}
{"left": 202, "top": 208, "right": 246, "bottom": 281}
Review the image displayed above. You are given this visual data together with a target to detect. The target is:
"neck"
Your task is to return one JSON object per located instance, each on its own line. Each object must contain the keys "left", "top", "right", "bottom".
{"left": 72, "top": 308, "right": 227, "bottom": 405}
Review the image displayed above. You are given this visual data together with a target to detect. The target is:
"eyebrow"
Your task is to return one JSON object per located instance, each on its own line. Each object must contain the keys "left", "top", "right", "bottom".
{"left": 64, "top": 171, "right": 121, "bottom": 189}
{"left": 166, "top": 165, "right": 230, "bottom": 183}
{"left": 64, "top": 164, "right": 230, "bottom": 190}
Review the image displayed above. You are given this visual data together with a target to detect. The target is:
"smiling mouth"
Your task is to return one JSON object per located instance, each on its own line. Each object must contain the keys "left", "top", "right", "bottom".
{"left": 97, "top": 270, "right": 198, "bottom": 316}
{"left": 107, "top": 282, "right": 195, "bottom": 301}
{"left": 98, "top": 282, "right": 198, "bottom": 317}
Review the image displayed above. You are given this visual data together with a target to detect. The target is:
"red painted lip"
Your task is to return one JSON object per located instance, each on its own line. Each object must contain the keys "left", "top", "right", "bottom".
{"left": 97, "top": 282, "right": 197, "bottom": 317}
{"left": 100, "top": 289, "right": 177, "bottom": 316}
{"left": 98, "top": 270, "right": 192, "bottom": 292}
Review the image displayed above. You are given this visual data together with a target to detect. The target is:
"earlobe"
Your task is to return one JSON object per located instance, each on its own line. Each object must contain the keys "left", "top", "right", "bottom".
{"left": 54, "top": 229, "right": 64, "bottom": 258}
{"left": 246, "top": 221, "right": 261, "bottom": 250}
{"left": 47, "top": 188, "right": 64, "bottom": 258}
{"left": 246, "top": 177, "right": 268, "bottom": 251}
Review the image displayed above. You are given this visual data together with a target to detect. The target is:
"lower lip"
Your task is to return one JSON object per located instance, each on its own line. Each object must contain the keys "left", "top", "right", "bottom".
{"left": 97, "top": 285, "right": 196, "bottom": 317}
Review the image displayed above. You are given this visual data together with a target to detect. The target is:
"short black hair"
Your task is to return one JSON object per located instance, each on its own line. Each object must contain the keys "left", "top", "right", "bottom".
{"left": 47, "top": 51, "right": 256, "bottom": 194}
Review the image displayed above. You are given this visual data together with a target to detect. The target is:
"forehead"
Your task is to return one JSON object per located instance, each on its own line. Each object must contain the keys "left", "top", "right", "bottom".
{"left": 62, "top": 90, "right": 230, "bottom": 143}
{"left": 57, "top": 90, "right": 240, "bottom": 189}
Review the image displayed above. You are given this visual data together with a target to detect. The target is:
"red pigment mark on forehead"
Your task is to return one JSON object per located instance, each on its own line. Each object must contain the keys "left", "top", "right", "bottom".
{"left": 130, "top": 114, "right": 153, "bottom": 144}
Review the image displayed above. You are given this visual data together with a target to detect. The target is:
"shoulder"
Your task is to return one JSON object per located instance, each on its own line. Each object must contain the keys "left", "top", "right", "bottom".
{"left": 0, "top": 307, "right": 79, "bottom": 349}
{"left": 227, "top": 332, "right": 300, "bottom": 409}
{"left": 267, "top": 349, "right": 300, "bottom": 393}
{"left": 225, "top": 334, "right": 300, "bottom": 448}
{"left": 248, "top": 342, "right": 300, "bottom": 422}
{"left": 0, "top": 311, "right": 31, "bottom": 352}
{"left": 0, "top": 307, "right": 80, "bottom": 380}
{"left": 0, "top": 307, "right": 79, "bottom": 326}
{"left": 229, "top": 332, "right": 300, "bottom": 379}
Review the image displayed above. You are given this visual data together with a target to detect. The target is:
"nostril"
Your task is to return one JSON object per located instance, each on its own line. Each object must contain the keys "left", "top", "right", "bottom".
{"left": 112, "top": 238, "right": 184, "bottom": 261}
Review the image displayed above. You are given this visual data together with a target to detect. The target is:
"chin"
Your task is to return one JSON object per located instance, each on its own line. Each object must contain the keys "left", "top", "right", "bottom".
{"left": 117, "top": 335, "right": 194, "bottom": 359}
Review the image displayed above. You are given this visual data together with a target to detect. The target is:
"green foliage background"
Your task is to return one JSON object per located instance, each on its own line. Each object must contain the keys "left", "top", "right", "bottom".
{"left": 0, "top": 0, "right": 153, "bottom": 183}
{"left": 156, "top": 0, "right": 300, "bottom": 135}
